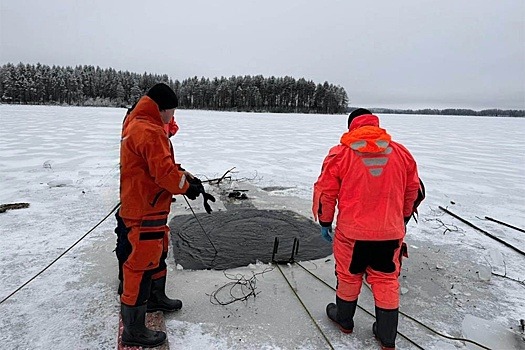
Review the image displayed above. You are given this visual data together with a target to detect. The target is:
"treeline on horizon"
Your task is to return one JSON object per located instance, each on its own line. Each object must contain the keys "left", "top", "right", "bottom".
{"left": 370, "top": 107, "right": 524, "bottom": 118}
{"left": 0, "top": 62, "right": 348, "bottom": 114}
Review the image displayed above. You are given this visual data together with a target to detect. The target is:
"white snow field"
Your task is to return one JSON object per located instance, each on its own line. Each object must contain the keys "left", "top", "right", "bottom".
{"left": 0, "top": 104, "right": 524, "bottom": 349}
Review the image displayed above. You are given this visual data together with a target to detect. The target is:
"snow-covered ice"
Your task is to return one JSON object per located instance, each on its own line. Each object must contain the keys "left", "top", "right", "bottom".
{"left": 462, "top": 314, "right": 522, "bottom": 350}
{"left": 0, "top": 105, "right": 524, "bottom": 349}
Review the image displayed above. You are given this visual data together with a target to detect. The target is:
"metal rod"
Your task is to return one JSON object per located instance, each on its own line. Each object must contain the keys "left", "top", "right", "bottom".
{"left": 439, "top": 206, "right": 525, "bottom": 256}
{"left": 485, "top": 216, "right": 525, "bottom": 234}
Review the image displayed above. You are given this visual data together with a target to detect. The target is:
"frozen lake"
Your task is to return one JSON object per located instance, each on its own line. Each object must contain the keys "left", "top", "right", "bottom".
{"left": 0, "top": 105, "right": 524, "bottom": 349}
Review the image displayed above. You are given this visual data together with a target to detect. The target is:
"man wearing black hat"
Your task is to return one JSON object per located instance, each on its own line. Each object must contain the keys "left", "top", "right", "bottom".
{"left": 313, "top": 108, "right": 422, "bottom": 349}
{"left": 116, "top": 83, "right": 210, "bottom": 347}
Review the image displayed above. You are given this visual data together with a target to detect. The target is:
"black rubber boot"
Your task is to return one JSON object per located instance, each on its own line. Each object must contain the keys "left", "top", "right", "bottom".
{"left": 147, "top": 276, "right": 183, "bottom": 312}
{"left": 372, "top": 306, "right": 398, "bottom": 349}
{"left": 121, "top": 303, "right": 167, "bottom": 348}
{"left": 326, "top": 296, "right": 357, "bottom": 333}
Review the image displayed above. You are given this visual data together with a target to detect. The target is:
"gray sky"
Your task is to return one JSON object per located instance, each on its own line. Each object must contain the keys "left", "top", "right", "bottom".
{"left": 1, "top": 0, "right": 524, "bottom": 110}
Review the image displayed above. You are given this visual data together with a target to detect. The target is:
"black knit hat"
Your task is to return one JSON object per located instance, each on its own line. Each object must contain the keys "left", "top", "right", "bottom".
{"left": 146, "top": 83, "right": 179, "bottom": 110}
{"left": 347, "top": 108, "right": 372, "bottom": 128}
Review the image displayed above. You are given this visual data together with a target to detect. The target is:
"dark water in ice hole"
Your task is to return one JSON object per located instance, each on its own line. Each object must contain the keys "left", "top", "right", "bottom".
{"left": 170, "top": 209, "right": 333, "bottom": 270}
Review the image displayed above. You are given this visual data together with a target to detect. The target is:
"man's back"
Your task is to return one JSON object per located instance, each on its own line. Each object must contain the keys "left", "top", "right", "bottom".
{"left": 313, "top": 113, "right": 420, "bottom": 241}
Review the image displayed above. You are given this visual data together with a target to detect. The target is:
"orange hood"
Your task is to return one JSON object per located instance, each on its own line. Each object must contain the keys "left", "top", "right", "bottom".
{"left": 340, "top": 114, "right": 392, "bottom": 153}
{"left": 123, "top": 96, "right": 163, "bottom": 130}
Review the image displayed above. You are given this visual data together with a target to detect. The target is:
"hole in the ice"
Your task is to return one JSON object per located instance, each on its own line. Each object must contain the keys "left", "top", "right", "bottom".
{"left": 170, "top": 209, "right": 332, "bottom": 270}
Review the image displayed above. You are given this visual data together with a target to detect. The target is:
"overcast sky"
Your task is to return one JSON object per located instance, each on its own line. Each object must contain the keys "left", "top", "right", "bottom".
{"left": 1, "top": 0, "right": 524, "bottom": 110}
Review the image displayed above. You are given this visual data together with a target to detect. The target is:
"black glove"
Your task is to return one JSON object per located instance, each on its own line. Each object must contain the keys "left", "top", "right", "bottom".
{"left": 184, "top": 177, "right": 204, "bottom": 200}
{"left": 184, "top": 177, "right": 216, "bottom": 213}
{"left": 202, "top": 192, "right": 216, "bottom": 214}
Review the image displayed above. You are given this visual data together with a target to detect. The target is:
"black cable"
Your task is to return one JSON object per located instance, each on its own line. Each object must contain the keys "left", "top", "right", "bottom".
{"left": 294, "top": 262, "right": 424, "bottom": 349}
{"left": 0, "top": 202, "right": 121, "bottom": 305}
{"left": 183, "top": 195, "right": 218, "bottom": 254}
{"left": 276, "top": 264, "right": 335, "bottom": 350}
{"left": 208, "top": 267, "right": 274, "bottom": 306}
{"left": 296, "top": 262, "right": 491, "bottom": 350}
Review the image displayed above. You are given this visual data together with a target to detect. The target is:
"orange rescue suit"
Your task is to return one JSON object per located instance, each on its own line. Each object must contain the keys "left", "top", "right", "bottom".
{"left": 120, "top": 96, "right": 189, "bottom": 219}
{"left": 313, "top": 114, "right": 420, "bottom": 309}
{"left": 119, "top": 96, "right": 189, "bottom": 306}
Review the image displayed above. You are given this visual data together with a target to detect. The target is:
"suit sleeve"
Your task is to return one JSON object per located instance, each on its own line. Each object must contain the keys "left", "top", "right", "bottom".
{"left": 403, "top": 157, "right": 420, "bottom": 218}
{"left": 312, "top": 146, "right": 342, "bottom": 225}
{"left": 139, "top": 129, "right": 190, "bottom": 195}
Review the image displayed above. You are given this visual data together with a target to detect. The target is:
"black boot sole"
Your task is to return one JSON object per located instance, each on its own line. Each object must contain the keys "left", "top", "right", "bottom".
{"left": 121, "top": 339, "right": 166, "bottom": 348}
{"left": 147, "top": 305, "right": 182, "bottom": 313}
{"left": 328, "top": 317, "right": 353, "bottom": 334}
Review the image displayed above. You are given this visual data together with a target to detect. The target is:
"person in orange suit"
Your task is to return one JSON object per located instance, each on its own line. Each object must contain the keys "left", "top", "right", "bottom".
{"left": 115, "top": 89, "right": 186, "bottom": 298}
{"left": 117, "top": 83, "right": 206, "bottom": 347}
{"left": 313, "top": 108, "right": 422, "bottom": 350}
{"left": 115, "top": 94, "right": 180, "bottom": 291}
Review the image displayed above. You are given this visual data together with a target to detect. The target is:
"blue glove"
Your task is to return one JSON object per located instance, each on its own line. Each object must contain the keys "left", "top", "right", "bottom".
{"left": 320, "top": 226, "right": 333, "bottom": 243}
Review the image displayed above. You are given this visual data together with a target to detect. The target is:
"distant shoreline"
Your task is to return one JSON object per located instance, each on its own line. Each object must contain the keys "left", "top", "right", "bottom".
{"left": 364, "top": 107, "right": 524, "bottom": 118}
{"left": 2, "top": 102, "right": 524, "bottom": 117}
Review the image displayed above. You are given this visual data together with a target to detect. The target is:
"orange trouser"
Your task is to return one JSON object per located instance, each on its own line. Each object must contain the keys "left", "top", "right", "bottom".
{"left": 333, "top": 228, "right": 404, "bottom": 310}
{"left": 121, "top": 213, "right": 169, "bottom": 306}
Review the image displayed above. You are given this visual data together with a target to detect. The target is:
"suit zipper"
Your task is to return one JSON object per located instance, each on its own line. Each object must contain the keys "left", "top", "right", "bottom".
{"left": 150, "top": 190, "right": 166, "bottom": 207}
